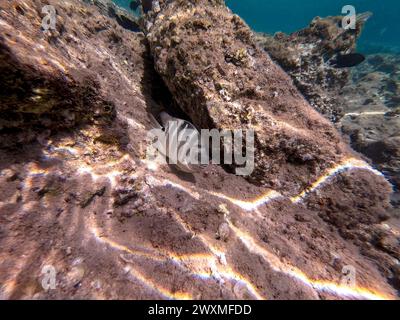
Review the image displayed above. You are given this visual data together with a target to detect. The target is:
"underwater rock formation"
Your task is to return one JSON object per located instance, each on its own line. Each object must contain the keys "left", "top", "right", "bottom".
{"left": 339, "top": 54, "right": 400, "bottom": 207}
{"left": 255, "top": 17, "right": 400, "bottom": 209}
{"left": 254, "top": 15, "right": 400, "bottom": 210}
{"left": 0, "top": 0, "right": 123, "bottom": 148}
{"left": 341, "top": 111, "right": 400, "bottom": 205}
{"left": 0, "top": 0, "right": 399, "bottom": 300}
{"left": 83, "top": 0, "right": 140, "bottom": 31}
{"left": 255, "top": 13, "right": 370, "bottom": 122}
{"left": 143, "top": 0, "right": 392, "bottom": 227}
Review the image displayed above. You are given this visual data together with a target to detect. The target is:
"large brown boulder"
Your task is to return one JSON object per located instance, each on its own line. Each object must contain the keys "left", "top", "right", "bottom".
{"left": 143, "top": 0, "right": 392, "bottom": 227}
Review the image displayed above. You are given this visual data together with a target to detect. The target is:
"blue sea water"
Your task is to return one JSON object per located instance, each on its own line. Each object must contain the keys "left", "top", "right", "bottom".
{"left": 225, "top": 0, "right": 400, "bottom": 54}
{"left": 114, "top": 0, "right": 400, "bottom": 54}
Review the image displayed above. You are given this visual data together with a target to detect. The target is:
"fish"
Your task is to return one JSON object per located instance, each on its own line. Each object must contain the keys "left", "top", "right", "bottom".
{"left": 328, "top": 53, "right": 366, "bottom": 68}
{"left": 129, "top": 0, "right": 140, "bottom": 11}
{"left": 318, "top": 11, "right": 372, "bottom": 67}
{"left": 141, "top": 0, "right": 153, "bottom": 13}
{"left": 148, "top": 111, "right": 207, "bottom": 173}
{"left": 159, "top": 112, "right": 207, "bottom": 173}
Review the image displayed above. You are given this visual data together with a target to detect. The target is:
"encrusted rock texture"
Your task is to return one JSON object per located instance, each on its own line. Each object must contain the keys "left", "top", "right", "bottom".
{"left": 255, "top": 14, "right": 368, "bottom": 122}
{"left": 0, "top": 0, "right": 399, "bottom": 300}
{"left": 144, "top": 1, "right": 392, "bottom": 230}
{"left": 340, "top": 54, "right": 400, "bottom": 208}
{"left": 255, "top": 14, "right": 400, "bottom": 210}
{"left": 0, "top": 9, "right": 115, "bottom": 148}
{"left": 82, "top": 0, "right": 141, "bottom": 31}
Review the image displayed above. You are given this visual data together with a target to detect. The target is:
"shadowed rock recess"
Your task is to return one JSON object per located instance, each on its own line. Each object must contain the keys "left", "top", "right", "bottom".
{"left": 0, "top": 0, "right": 399, "bottom": 300}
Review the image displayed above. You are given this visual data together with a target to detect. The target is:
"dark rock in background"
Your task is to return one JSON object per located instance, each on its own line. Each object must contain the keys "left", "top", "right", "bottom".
{"left": 255, "top": 14, "right": 369, "bottom": 122}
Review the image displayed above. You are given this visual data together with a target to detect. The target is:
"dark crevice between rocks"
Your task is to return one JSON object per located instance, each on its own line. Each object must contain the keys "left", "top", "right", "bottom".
{"left": 139, "top": 42, "right": 240, "bottom": 178}
{"left": 140, "top": 42, "right": 194, "bottom": 127}
{"left": 139, "top": 42, "right": 250, "bottom": 177}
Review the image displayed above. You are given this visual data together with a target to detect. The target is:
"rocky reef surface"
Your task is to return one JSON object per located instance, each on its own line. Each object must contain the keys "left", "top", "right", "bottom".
{"left": 255, "top": 13, "right": 369, "bottom": 122}
{"left": 340, "top": 54, "right": 400, "bottom": 209}
{"left": 0, "top": 0, "right": 399, "bottom": 300}
{"left": 83, "top": 0, "right": 141, "bottom": 31}
{"left": 255, "top": 16, "right": 400, "bottom": 211}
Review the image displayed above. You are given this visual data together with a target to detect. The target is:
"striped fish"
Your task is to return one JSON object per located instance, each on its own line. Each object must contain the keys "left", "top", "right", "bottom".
{"left": 155, "top": 112, "right": 208, "bottom": 173}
